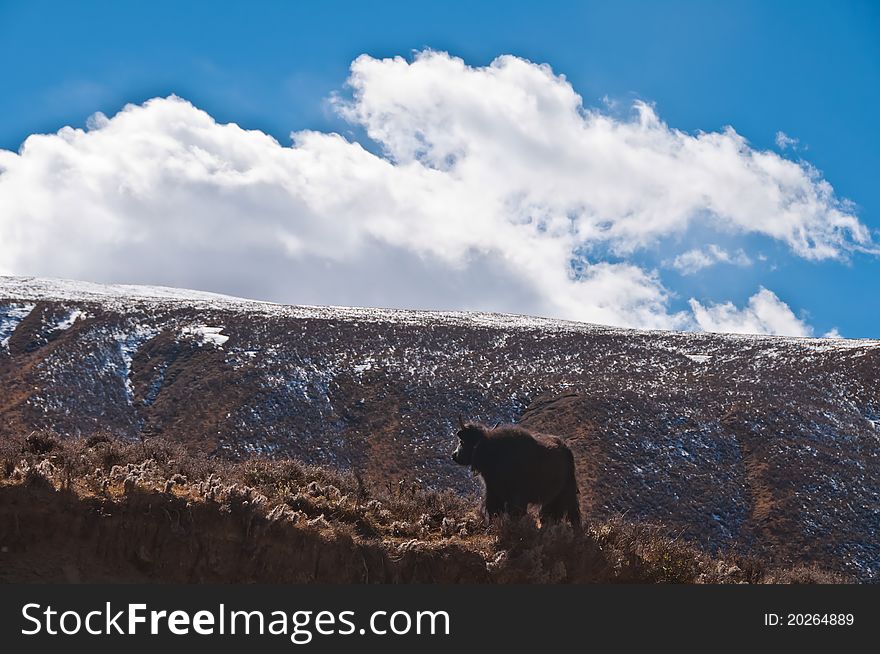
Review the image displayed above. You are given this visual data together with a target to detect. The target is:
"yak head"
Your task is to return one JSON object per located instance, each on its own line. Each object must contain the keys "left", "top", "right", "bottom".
{"left": 451, "top": 417, "right": 487, "bottom": 467}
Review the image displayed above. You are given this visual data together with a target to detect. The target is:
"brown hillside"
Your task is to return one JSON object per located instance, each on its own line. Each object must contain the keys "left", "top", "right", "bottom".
{"left": 1, "top": 277, "right": 878, "bottom": 579}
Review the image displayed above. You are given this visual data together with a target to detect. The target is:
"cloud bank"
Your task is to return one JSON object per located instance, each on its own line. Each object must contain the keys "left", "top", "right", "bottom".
{"left": 0, "top": 51, "right": 871, "bottom": 335}
{"left": 690, "top": 288, "right": 813, "bottom": 337}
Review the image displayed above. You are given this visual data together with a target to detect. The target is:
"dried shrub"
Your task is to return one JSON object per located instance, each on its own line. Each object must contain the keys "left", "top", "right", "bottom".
{"left": 24, "top": 432, "right": 58, "bottom": 455}
{"left": 0, "top": 433, "right": 851, "bottom": 584}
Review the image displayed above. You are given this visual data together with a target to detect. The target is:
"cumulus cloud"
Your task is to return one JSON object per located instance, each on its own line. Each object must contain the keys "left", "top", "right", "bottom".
{"left": 669, "top": 244, "right": 752, "bottom": 275}
{"left": 341, "top": 53, "right": 870, "bottom": 260}
{"left": 0, "top": 51, "right": 871, "bottom": 334}
{"left": 689, "top": 288, "right": 813, "bottom": 336}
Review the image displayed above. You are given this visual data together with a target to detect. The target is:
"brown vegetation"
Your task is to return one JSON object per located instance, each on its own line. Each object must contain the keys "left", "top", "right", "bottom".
{"left": 0, "top": 433, "right": 846, "bottom": 584}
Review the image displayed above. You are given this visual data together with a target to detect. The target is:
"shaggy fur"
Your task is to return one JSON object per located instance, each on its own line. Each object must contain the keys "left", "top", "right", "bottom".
{"left": 451, "top": 420, "right": 581, "bottom": 528}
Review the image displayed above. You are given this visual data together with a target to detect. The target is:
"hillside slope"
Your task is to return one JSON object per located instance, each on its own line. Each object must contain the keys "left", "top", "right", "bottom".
{"left": 1, "top": 276, "right": 878, "bottom": 579}
{"left": 0, "top": 436, "right": 843, "bottom": 584}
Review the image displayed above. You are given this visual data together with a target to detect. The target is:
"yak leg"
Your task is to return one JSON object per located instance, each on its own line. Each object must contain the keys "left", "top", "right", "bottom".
{"left": 561, "top": 480, "right": 581, "bottom": 529}
{"left": 542, "top": 484, "right": 581, "bottom": 529}
{"left": 539, "top": 496, "right": 566, "bottom": 524}
{"left": 485, "top": 492, "right": 505, "bottom": 519}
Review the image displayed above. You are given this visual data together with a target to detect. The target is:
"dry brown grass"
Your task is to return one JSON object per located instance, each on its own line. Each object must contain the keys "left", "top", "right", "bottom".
{"left": 0, "top": 432, "right": 849, "bottom": 584}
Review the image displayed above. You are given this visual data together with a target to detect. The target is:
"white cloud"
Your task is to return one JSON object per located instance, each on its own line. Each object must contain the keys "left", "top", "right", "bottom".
{"left": 340, "top": 52, "right": 870, "bottom": 260}
{"left": 669, "top": 244, "right": 752, "bottom": 275}
{"left": 689, "top": 288, "right": 812, "bottom": 336}
{"left": 775, "top": 131, "right": 800, "bottom": 150}
{"left": 0, "top": 51, "right": 871, "bottom": 333}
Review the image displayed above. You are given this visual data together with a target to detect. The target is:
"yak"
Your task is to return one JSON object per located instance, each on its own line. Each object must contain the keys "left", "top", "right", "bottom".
{"left": 451, "top": 418, "right": 581, "bottom": 528}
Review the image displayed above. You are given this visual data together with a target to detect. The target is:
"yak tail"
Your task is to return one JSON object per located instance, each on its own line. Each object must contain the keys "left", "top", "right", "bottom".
{"left": 563, "top": 448, "right": 582, "bottom": 529}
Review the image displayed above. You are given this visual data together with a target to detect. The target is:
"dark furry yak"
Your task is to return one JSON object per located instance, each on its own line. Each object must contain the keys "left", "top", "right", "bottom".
{"left": 451, "top": 418, "right": 581, "bottom": 528}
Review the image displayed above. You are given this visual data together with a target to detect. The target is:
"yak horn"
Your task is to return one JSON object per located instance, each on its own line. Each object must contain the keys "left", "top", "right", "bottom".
{"left": 492, "top": 421, "right": 502, "bottom": 429}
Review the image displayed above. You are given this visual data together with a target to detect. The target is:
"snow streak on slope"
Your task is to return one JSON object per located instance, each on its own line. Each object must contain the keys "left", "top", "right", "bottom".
{"left": 53, "top": 309, "right": 88, "bottom": 332}
{"left": 0, "top": 303, "right": 35, "bottom": 348}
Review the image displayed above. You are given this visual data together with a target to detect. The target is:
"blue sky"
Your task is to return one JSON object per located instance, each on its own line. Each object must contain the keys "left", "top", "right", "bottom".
{"left": 1, "top": 0, "right": 878, "bottom": 336}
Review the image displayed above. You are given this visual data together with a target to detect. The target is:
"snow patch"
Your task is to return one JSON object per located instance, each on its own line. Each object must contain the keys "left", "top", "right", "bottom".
{"left": 53, "top": 309, "right": 88, "bottom": 331}
{"left": 353, "top": 356, "right": 376, "bottom": 373}
{"left": 0, "top": 275, "right": 256, "bottom": 306}
{"left": 0, "top": 303, "right": 35, "bottom": 347}
{"left": 113, "top": 325, "right": 160, "bottom": 401}
{"left": 183, "top": 325, "right": 229, "bottom": 347}
{"left": 684, "top": 354, "right": 711, "bottom": 364}
{"left": 801, "top": 339, "right": 879, "bottom": 352}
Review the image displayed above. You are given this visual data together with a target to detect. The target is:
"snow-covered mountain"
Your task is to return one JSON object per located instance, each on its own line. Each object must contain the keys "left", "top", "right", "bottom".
{"left": 1, "top": 276, "right": 878, "bottom": 579}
